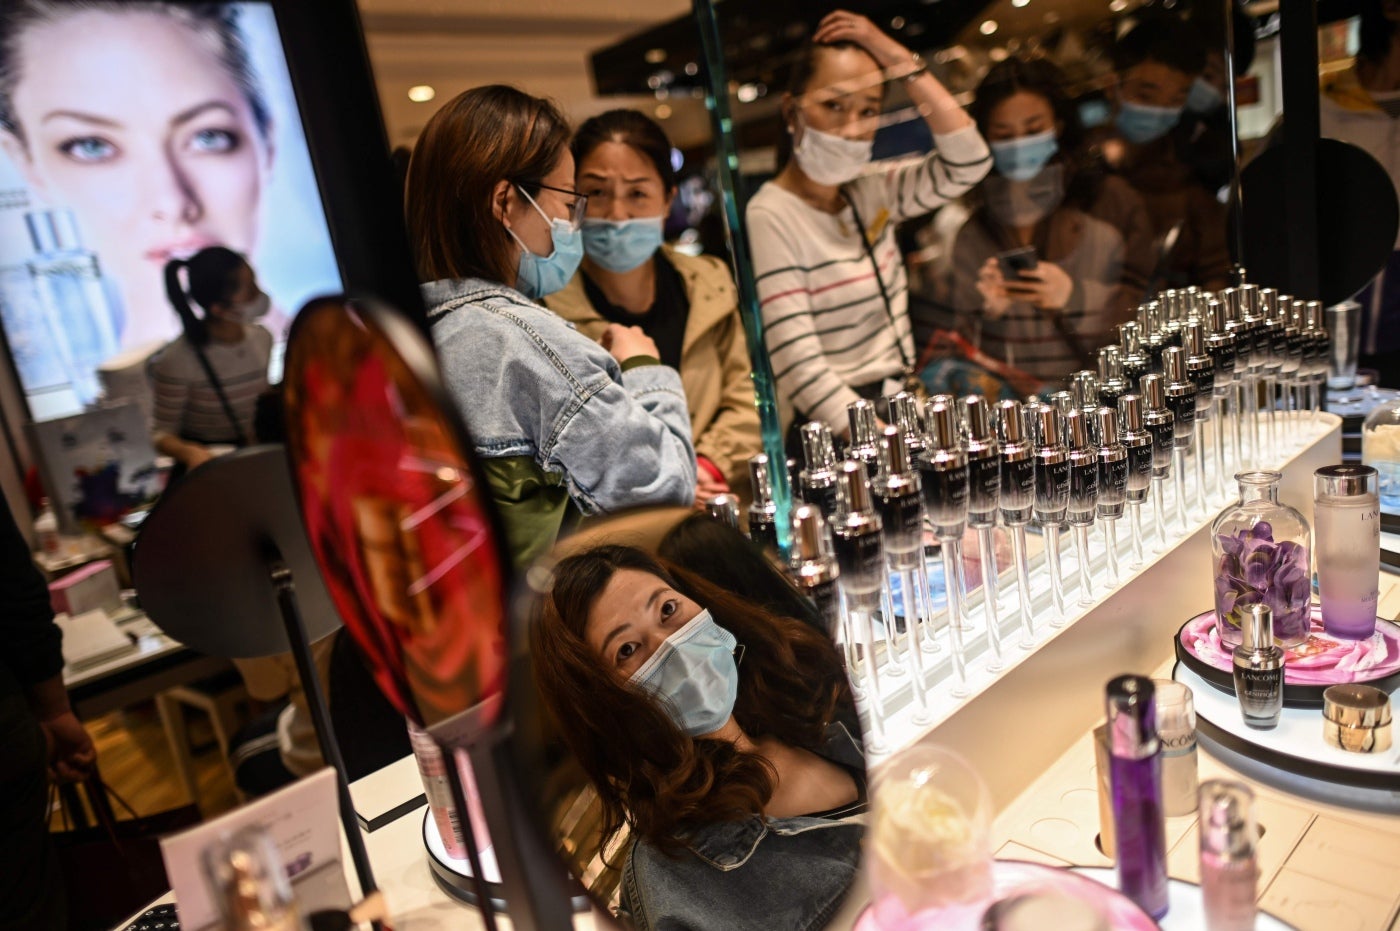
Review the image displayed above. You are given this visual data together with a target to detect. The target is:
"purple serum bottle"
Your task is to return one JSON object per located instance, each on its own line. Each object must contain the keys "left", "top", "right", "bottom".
{"left": 1105, "top": 674, "right": 1169, "bottom": 920}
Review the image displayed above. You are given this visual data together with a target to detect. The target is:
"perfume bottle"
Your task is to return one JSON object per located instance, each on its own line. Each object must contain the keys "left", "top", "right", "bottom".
{"left": 1140, "top": 374, "right": 1175, "bottom": 543}
{"left": 1261, "top": 295, "right": 1288, "bottom": 459}
{"left": 998, "top": 399, "right": 1038, "bottom": 647}
{"left": 847, "top": 399, "right": 882, "bottom": 480}
{"left": 964, "top": 395, "right": 1006, "bottom": 671}
{"left": 1034, "top": 406, "right": 1071, "bottom": 622}
{"left": 1279, "top": 299, "right": 1305, "bottom": 434}
{"left": 1105, "top": 674, "right": 1170, "bottom": 920}
{"left": 1205, "top": 300, "right": 1241, "bottom": 479}
{"left": 888, "top": 391, "right": 928, "bottom": 462}
{"left": 1185, "top": 321, "right": 1216, "bottom": 497}
{"left": 1118, "top": 394, "right": 1154, "bottom": 569}
{"left": 1120, "top": 322, "right": 1151, "bottom": 387}
{"left": 1199, "top": 780, "right": 1260, "bottom": 931}
{"left": 747, "top": 454, "right": 780, "bottom": 553}
{"left": 1065, "top": 408, "right": 1099, "bottom": 607}
{"left": 1304, "top": 301, "right": 1328, "bottom": 422}
{"left": 1238, "top": 284, "right": 1265, "bottom": 464}
{"left": 1314, "top": 465, "right": 1381, "bottom": 640}
{"left": 873, "top": 426, "right": 933, "bottom": 721}
{"left": 799, "top": 422, "right": 841, "bottom": 520}
{"left": 921, "top": 400, "right": 972, "bottom": 696}
{"left": 1162, "top": 348, "right": 1197, "bottom": 526}
{"left": 1098, "top": 346, "right": 1129, "bottom": 410}
{"left": 791, "top": 504, "right": 842, "bottom": 641}
{"left": 25, "top": 208, "right": 121, "bottom": 408}
{"left": 1096, "top": 407, "right": 1129, "bottom": 584}
{"left": 706, "top": 493, "right": 740, "bottom": 530}
{"left": 203, "top": 825, "right": 301, "bottom": 931}
{"left": 1232, "top": 604, "right": 1284, "bottom": 729}
{"left": 833, "top": 462, "right": 891, "bottom": 749}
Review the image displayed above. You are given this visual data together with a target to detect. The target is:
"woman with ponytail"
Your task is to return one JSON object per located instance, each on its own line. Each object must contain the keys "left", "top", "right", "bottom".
{"left": 148, "top": 246, "right": 272, "bottom": 471}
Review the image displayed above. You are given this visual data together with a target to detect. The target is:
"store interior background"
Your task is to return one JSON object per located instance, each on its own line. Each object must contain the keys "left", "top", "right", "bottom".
{"left": 0, "top": 0, "right": 1353, "bottom": 844}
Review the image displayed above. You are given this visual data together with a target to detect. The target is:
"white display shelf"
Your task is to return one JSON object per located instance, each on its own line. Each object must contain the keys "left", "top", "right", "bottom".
{"left": 864, "top": 414, "right": 1343, "bottom": 810}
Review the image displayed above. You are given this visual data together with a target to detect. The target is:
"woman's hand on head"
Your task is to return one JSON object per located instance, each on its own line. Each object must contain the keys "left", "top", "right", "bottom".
{"left": 1003, "top": 262, "right": 1073, "bottom": 313}
{"left": 976, "top": 257, "right": 1012, "bottom": 319}
{"left": 601, "top": 324, "right": 661, "bottom": 364}
{"left": 813, "top": 10, "right": 910, "bottom": 70}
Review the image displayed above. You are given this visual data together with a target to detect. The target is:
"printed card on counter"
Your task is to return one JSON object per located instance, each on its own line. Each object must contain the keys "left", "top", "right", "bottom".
{"left": 159, "top": 767, "right": 347, "bottom": 929}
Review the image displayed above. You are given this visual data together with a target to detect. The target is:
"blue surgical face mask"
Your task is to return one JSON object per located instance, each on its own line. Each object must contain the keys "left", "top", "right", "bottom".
{"left": 1185, "top": 76, "right": 1224, "bottom": 114}
{"left": 581, "top": 215, "right": 666, "bottom": 273}
{"left": 505, "top": 185, "right": 584, "bottom": 299}
{"left": 629, "top": 608, "right": 739, "bottom": 738}
{"left": 990, "top": 130, "right": 1060, "bottom": 182}
{"left": 1115, "top": 99, "right": 1183, "bottom": 145}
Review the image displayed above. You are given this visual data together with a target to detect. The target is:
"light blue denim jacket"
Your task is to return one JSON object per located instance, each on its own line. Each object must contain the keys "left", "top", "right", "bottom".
{"left": 620, "top": 722, "right": 866, "bottom": 931}
{"left": 423, "top": 277, "right": 697, "bottom": 517}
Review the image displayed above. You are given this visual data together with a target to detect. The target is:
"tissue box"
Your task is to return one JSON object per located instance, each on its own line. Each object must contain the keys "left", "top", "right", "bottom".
{"left": 49, "top": 560, "right": 122, "bottom": 616}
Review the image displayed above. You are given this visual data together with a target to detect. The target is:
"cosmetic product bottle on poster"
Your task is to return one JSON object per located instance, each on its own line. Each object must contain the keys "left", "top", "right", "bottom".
{"left": 1314, "top": 464, "right": 1381, "bottom": 640}
{"left": 1205, "top": 300, "right": 1241, "bottom": 477}
{"left": 873, "top": 426, "right": 934, "bottom": 721}
{"left": 1105, "top": 674, "right": 1170, "bottom": 920}
{"left": 1232, "top": 604, "right": 1285, "bottom": 729}
{"left": 1034, "top": 406, "right": 1071, "bottom": 622}
{"left": 203, "top": 825, "right": 301, "bottom": 931}
{"left": 706, "top": 493, "right": 740, "bottom": 530}
{"left": 1095, "top": 407, "right": 1129, "bottom": 584}
{"left": 1185, "top": 321, "right": 1216, "bottom": 497}
{"left": 790, "top": 504, "right": 842, "bottom": 643}
{"left": 998, "top": 399, "right": 1039, "bottom": 647}
{"left": 800, "top": 422, "right": 842, "bottom": 520}
{"left": 1098, "top": 346, "right": 1129, "bottom": 411}
{"left": 921, "top": 400, "right": 972, "bottom": 696}
{"left": 1065, "top": 409, "right": 1099, "bottom": 607}
{"left": 1199, "top": 780, "right": 1260, "bottom": 931}
{"left": 847, "top": 399, "right": 882, "bottom": 480}
{"left": 1162, "top": 348, "right": 1198, "bottom": 526}
{"left": 832, "top": 462, "right": 890, "bottom": 749}
{"left": 964, "top": 396, "right": 1006, "bottom": 671}
{"left": 746, "top": 454, "right": 780, "bottom": 553}
{"left": 1140, "top": 375, "right": 1175, "bottom": 543}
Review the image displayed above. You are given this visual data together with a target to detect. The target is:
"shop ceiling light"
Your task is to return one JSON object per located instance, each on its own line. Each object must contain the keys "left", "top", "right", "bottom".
{"left": 980, "top": 19, "right": 998, "bottom": 34}
{"left": 407, "top": 85, "right": 435, "bottom": 103}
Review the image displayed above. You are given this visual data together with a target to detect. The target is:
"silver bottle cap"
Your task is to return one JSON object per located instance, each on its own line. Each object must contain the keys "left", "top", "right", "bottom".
{"left": 800, "top": 421, "right": 836, "bottom": 471}
{"left": 998, "top": 399, "right": 1026, "bottom": 444}
{"left": 1305, "top": 300, "right": 1324, "bottom": 330}
{"left": 1141, "top": 373, "right": 1166, "bottom": 410}
{"left": 964, "top": 395, "right": 993, "bottom": 442}
{"left": 1239, "top": 283, "right": 1261, "bottom": 317}
{"left": 927, "top": 400, "right": 960, "bottom": 451}
{"left": 1065, "top": 407, "right": 1090, "bottom": 450}
{"left": 1221, "top": 287, "right": 1241, "bottom": 322}
{"left": 1119, "top": 321, "right": 1141, "bottom": 353}
{"left": 1185, "top": 319, "right": 1207, "bottom": 356}
{"left": 1049, "top": 390, "right": 1076, "bottom": 420}
{"left": 1199, "top": 780, "right": 1257, "bottom": 862}
{"left": 749, "top": 454, "right": 774, "bottom": 508}
{"left": 1106, "top": 674, "right": 1158, "bottom": 759}
{"left": 879, "top": 424, "right": 913, "bottom": 476}
{"left": 1098, "top": 345, "right": 1123, "bottom": 380}
{"left": 706, "top": 494, "right": 740, "bottom": 529}
{"left": 1037, "top": 406, "right": 1062, "bottom": 447}
{"left": 791, "top": 504, "right": 833, "bottom": 563}
{"left": 1206, "top": 299, "right": 1225, "bottom": 335}
{"left": 1071, "top": 371, "right": 1098, "bottom": 408}
{"left": 1240, "top": 603, "right": 1274, "bottom": 652}
{"left": 848, "top": 399, "right": 879, "bottom": 448}
{"left": 1162, "top": 346, "right": 1187, "bottom": 383}
{"left": 837, "top": 460, "right": 875, "bottom": 516}
{"left": 1314, "top": 463, "right": 1377, "bottom": 498}
{"left": 1095, "top": 407, "right": 1120, "bottom": 445}
{"left": 1119, "top": 394, "right": 1145, "bottom": 432}
{"left": 888, "top": 391, "right": 922, "bottom": 441}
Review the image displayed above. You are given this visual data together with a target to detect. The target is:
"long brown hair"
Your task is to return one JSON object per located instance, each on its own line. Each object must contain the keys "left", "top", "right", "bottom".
{"left": 404, "top": 84, "right": 570, "bottom": 285}
{"left": 531, "top": 544, "right": 851, "bottom": 855}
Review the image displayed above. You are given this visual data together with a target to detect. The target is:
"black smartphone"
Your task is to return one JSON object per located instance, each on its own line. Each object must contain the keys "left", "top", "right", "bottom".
{"left": 998, "top": 246, "right": 1038, "bottom": 281}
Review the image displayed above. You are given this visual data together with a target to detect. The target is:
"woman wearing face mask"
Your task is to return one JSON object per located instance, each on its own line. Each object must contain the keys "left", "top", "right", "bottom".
{"left": 405, "top": 86, "right": 696, "bottom": 570}
{"left": 546, "top": 110, "right": 762, "bottom": 506}
{"left": 533, "top": 544, "right": 862, "bottom": 931}
{"left": 148, "top": 246, "right": 272, "bottom": 472}
{"left": 950, "top": 57, "right": 1155, "bottom": 379}
{"left": 746, "top": 10, "right": 990, "bottom": 439}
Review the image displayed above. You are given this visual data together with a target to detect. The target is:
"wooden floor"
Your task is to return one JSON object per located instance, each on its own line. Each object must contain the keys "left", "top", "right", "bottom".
{"left": 53, "top": 700, "right": 241, "bottom": 826}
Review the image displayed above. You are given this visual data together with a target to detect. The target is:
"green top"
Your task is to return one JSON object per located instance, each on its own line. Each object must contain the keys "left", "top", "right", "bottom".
{"left": 479, "top": 455, "right": 574, "bottom": 570}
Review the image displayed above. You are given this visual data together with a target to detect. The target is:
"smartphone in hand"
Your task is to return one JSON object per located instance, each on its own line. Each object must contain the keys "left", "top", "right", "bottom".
{"left": 997, "top": 246, "right": 1038, "bottom": 281}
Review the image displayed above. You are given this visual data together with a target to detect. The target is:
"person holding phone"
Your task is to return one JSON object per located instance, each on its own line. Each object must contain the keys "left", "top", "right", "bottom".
{"left": 746, "top": 10, "right": 990, "bottom": 438}
{"left": 948, "top": 56, "right": 1154, "bottom": 379}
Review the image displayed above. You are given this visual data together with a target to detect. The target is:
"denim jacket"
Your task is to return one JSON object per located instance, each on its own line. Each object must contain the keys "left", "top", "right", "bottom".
{"left": 620, "top": 723, "right": 866, "bottom": 931}
{"left": 423, "top": 278, "right": 696, "bottom": 566}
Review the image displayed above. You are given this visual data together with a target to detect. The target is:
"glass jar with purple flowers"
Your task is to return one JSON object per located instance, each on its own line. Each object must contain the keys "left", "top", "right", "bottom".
{"left": 1211, "top": 471, "right": 1312, "bottom": 649}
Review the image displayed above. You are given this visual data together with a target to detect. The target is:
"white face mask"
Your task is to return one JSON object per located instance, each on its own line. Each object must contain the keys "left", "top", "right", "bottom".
{"left": 791, "top": 118, "right": 874, "bottom": 186}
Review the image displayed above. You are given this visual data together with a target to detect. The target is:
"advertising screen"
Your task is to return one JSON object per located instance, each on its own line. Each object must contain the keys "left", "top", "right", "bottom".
{"left": 0, "top": 1, "right": 343, "bottom": 421}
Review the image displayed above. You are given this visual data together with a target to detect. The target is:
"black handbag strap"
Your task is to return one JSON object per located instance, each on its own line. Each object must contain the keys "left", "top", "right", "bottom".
{"left": 845, "top": 192, "right": 915, "bottom": 379}
{"left": 189, "top": 340, "right": 249, "bottom": 446}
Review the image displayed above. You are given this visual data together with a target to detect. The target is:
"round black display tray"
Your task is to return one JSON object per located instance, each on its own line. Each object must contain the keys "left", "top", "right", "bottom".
{"left": 1173, "top": 610, "right": 1400, "bottom": 708}
{"left": 422, "top": 811, "right": 592, "bottom": 914}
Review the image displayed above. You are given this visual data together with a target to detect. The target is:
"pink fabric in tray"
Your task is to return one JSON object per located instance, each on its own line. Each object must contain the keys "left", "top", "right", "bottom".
{"left": 1181, "top": 608, "right": 1400, "bottom": 686}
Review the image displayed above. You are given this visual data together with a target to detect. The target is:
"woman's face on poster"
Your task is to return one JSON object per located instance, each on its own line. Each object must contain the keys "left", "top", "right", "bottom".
{"left": 3, "top": 8, "right": 271, "bottom": 347}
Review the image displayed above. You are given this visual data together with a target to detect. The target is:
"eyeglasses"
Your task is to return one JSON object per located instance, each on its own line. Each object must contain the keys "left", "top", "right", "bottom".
{"left": 529, "top": 182, "right": 589, "bottom": 230}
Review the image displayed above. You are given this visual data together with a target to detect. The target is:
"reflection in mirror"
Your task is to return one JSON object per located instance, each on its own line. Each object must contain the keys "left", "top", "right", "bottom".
{"left": 511, "top": 509, "right": 865, "bottom": 929}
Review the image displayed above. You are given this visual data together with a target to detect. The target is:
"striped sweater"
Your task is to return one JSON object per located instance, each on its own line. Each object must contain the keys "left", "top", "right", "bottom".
{"left": 148, "top": 325, "right": 272, "bottom": 443}
{"left": 746, "top": 125, "right": 991, "bottom": 430}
